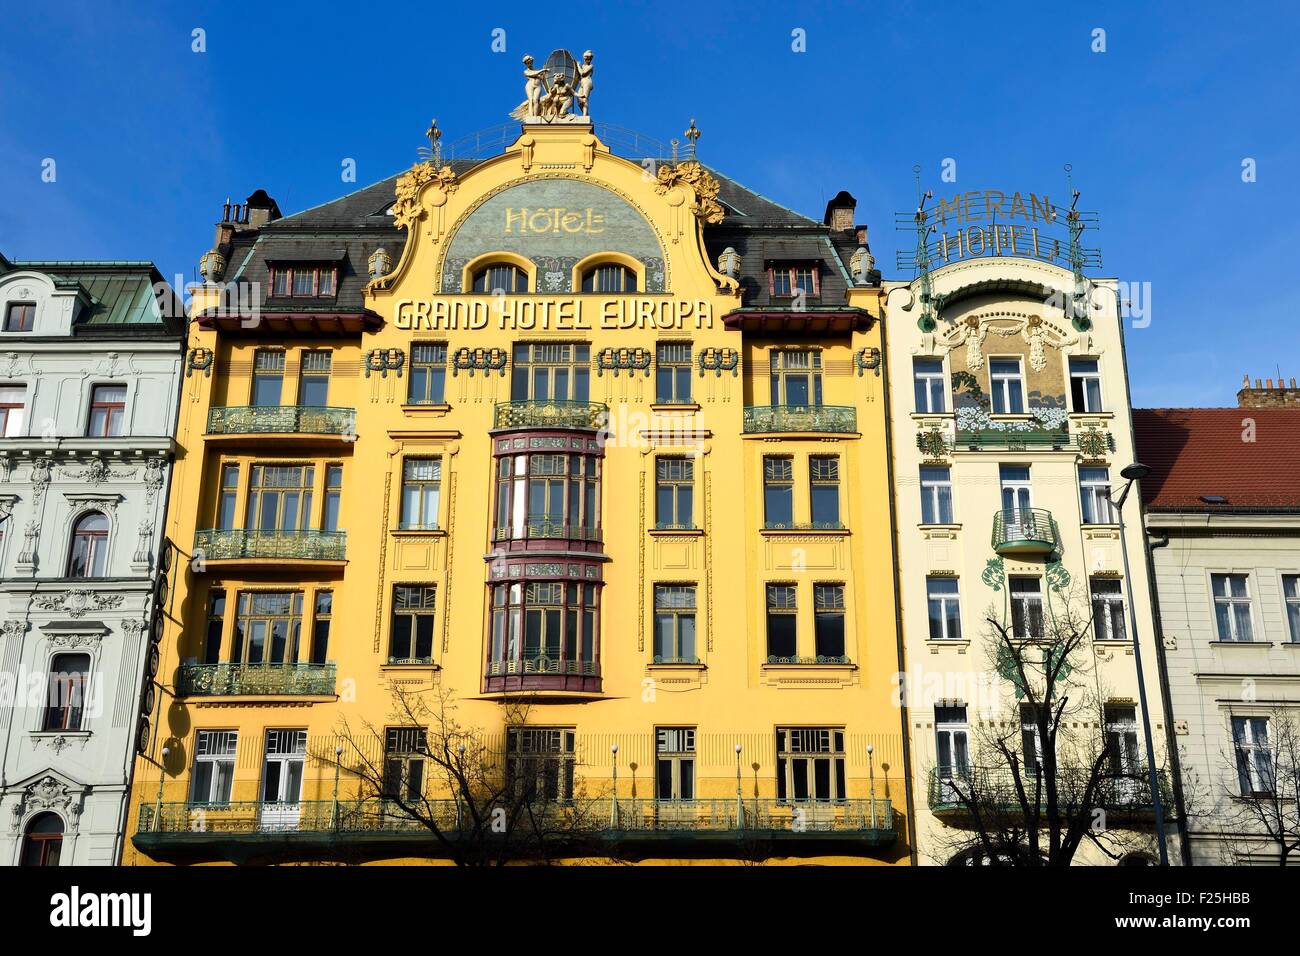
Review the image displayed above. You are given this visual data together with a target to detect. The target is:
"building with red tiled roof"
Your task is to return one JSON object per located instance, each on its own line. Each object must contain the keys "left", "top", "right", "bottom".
{"left": 1135, "top": 404, "right": 1300, "bottom": 865}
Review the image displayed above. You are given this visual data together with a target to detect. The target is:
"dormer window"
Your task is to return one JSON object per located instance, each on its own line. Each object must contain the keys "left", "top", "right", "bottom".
{"left": 769, "top": 263, "right": 819, "bottom": 299}
{"left": 4, "top": 302, "right": 35, "bottom": 332}
{"left": 269, "top": 264, "right": 338, "bottom": 298}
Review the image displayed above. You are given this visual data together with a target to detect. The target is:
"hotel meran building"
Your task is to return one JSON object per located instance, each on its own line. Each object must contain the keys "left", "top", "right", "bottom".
{"left": 79, "top": 50, "right": 1195, "bottom": 868}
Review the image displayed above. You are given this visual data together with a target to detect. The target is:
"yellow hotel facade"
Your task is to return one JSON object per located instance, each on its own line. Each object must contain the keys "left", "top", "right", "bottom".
{"left": 124, "top": 103, "right": 911, "bottom": 863}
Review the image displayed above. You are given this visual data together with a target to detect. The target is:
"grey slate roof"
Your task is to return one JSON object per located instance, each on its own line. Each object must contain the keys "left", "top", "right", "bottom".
{"left": 1, "top": 260, "right": 184, "bottom": 335}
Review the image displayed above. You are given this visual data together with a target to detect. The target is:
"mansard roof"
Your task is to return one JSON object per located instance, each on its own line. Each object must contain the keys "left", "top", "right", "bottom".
{"left": 1, "top": 260, "right": 183, "bottom": 335}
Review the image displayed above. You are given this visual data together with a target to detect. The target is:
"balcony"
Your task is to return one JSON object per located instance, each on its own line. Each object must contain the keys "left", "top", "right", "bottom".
{"left": 177, "top": 662, "right": 336, "bottom": 698}
{"left": 484, "top": 655, "right": 600, "bottom": 695}
{"left": 766, "top": 655, "right": 852, "bottom": 665}
{"left": 493, "top": 517, "right": 602, "bottom": 544}
{"left": 194, "top": 529, "right": 347, "bottom": 564}
{"left": 919, "top": 426, "right": 1116, "bottom": 456}
{"left": 743, "top": 404, "right": 856, "bottom": 434}
{"left": 990, "top": 508, "right": 1058, "bottom": 556}
{"left": 492, "top": 400, "right": 608, "bottom": 431}
{"left": 927, "top": 766, "right": 1173, "bottom": 823}
{"left": 133, "top": 796, "right": 895, "bottom": 862}
{"left": 207, "top": 405, "right": 356, "bottom": 438}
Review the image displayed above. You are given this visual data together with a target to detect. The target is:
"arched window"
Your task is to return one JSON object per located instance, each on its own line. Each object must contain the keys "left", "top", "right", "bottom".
{"left": 20, "top": 813, "right": 63, "bottom": 866}
{"left": 470, "top": 264, "right": 527, "bottom": 294}
{"left": 67, "top": 512, "right": 109, "bottom": 578}
{"left": 44, "top": 653, "right": 91, "bottom": 731}
{"left": 580, "top": 263, "right": 636, "bottom": 293}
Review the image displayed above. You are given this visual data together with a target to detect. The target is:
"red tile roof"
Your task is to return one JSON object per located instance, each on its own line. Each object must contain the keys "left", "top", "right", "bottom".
{"left": 1132, "top": 408, "right": 1300, "bottom": 511}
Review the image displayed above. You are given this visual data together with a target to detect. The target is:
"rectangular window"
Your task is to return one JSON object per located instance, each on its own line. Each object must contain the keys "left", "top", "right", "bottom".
{"left": 1212, "top": 573, "right": 1254, "bottom": 642}
{"left": 653, "top": 585, "right": 697, "bottom": 663}
{"left": 769, "top": 263, "right": 819, "bottom": 298}
{"left": 1069, "top": 358, "right": 1103, "bottom": 412}
{"left": 407, "top": 344, "right": 448, "bottom": 405}
{"left": 769, "top": 350, "right": 822, "bottom": 407}
{"left": 297, "top": 350, "right": 331, "bottom": 406}
{"left": 1232, "top": 717, "right": 1273, "bottom": 796}
{"left": 809, "top": 456, "right": 841, "bottom": 528}
{"left": 1021, "top": 705, "right": 1046, "bottom": 774}
{"left": 913, "top": 358, "right": 946, "bottom": 413}
{"left": 261, "top": 729, "right": 307, "bottom": 810}
{"left": 191, "top": 730, "right": 238, "bottom": 804}
{"left": 1009, "top": 577, "right": 1045, "bottom": 640}
{"left": 510, "top": 343, "right": 590, "bottom": 402}
{"left": 251, "top": 350, "right": 285, "bottom": 406}
{"left": 655, "top": 342, "right": 692, "bottom": 404}
{"left": 311, "top": 590, "right": 332, "bottom": 664}
{"left": 4, "top": 302, "right": 36, "bottom": 332}
{"left": 1284, "top": 575, "right": 1300, "bottom": 643}
{"left": 927, "top": 577, "right": 962, "bottom": 641}
{"left": 270, "top": 264, "right": 337, "bottom": 299}
{"left": 920, "top": 466, "right": 953, "bottom": 524}
{"left": 43, "top": 653, "right": 91, "bottom": 731}
{"left": 233, "top": 591, "right": 303, "bottom": 664}
{"left": 814, "top": 584, "right": 846, "bottom": 660}
{"left": 489, "top": 582, "right": 598, "bottom": 674}
{"left": 935, "top": 705, "right": 970, "bottom": 786}
{"left": 763, "top": 456, "right": 794, "bottom": 528}
{"left": 217, "top": 463, "right": 240, "bottom": 530}
{"left": 399, "top": 458, "right": 441, "bottom": 530}
{"left": 1104, "top": 705, "right": 1141, "bottom": 775}
{"left": 1091, "top": 577, "right": 1127, "bottom": 642}
{"left": 766, "top": 584, "right": 798, "bottom": 660}
{"left": 656, "top": 727, "right": 696, "bottom": 801}
{"left": 0, "top": 384, "right": 26, "bottom": 437}
{"left": 1079, "top": 467, "right": 1117, "bottom": 524}
{"left": 390, "top": 585, "right": 436, "bottom": 664}
{"left": 383, "top": 727, "right": 427, "bottom": 800}
{"left": 323, "top": 464, "right": 343, "bottom": 532}
{"left": 246, "top": 464, "right": 314, "bottom": 531}
{"left": 989, "top": 357, "right": 1025, "bottom": 414}
{"left": 655, "top": 458, "right": 694, "bottom": 529}
{"left": 776, "top": 727, "right": 846, "bottom": 802}
{"left": 506, "top": 727, "right": 576, "bottom": 802}
{"left": 203, "top": 589, "right": 226, "bottom": 665}
{"left": 87, "top": 384, "right": 127, "bottom": 437}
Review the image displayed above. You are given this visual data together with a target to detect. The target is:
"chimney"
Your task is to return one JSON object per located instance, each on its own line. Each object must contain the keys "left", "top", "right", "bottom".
{"left": 1238, "top": 373, "right": 1300, "bottom": 409}
{"left": 244, "top": 189, "right": 282, "bottom": 229}
{"left": 823, "top": 190, "right": 857, "bottom": 233}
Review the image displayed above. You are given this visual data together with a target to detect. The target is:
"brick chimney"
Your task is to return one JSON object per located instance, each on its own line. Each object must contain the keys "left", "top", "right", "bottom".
{"left": 1238, "top": 374, "right": 1300, "bottom": 409}
{"left": 823, "top": 190, "right": 857, "bottom": 233}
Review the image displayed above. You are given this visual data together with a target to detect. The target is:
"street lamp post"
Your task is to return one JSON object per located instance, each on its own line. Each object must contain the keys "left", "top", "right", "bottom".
{"left": 333, "top": 744, "right": 343, "bottom": 832}
{"left": 734, "top": 743, "right": 743, "bottom": 828}
{"left": 1109, "top": 461, "right": 1169, "bottom": 865}
{"left": 867, "top": 743, "right": 877, "bottom": 831}
{"left": 610, "top": 743, "right": 619, "bottom": 828}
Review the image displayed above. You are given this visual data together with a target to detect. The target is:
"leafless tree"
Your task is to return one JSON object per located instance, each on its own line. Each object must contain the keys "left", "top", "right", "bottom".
{"left": 317, "top": 681, "right": 602, "bottom": 866}
{"left": 1215, "top": 706, "right": 1300, "bottom": 866}
{"left": 931, "top": 590, "right": 1166, "bottom": 866}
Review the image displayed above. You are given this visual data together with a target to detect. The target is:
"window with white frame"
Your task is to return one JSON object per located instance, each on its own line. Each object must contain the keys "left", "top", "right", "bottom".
{"left": 1069, "top": 358, "right": 1103, "bottom": 412}
{"left": 1079, "top": 466, "right": 1117, "bottom": 524}
{"left": 935, "top": 705, "right": 970, "bottom": 782}
{"left": 813, "top": 584, "right": 847, "bottom": 660}
{"left": 1105, "top": 705, "right": 1141, "bottom": 775}
{"left": 989, "top": 357, "right": 1025, "bottom": 414}
{"left": 1212, "top": 573, "right": 1254, "bottom": 642}
{"left": 769, "top": 350, "right": 822, "bottom": 407}
{"left": 399, "top": 458, "right": 441, "bottom": 530}
{"left": 1009, "top": 577, "right": 1045, "bottom": 640}
{"left": 655, "top": 727, "right": 696, "bottom": 801}
{"left": 927, "top": 577, "right": 962, "bottom": 641}
{"left": 383, "top": 726, "right": 428, "bottom": 800}
{"left": 653, "top": 585, "right": 697, "bottom": 663}
{"left": 191, "top": 730, "right": 239, "bottom": 804}
{"left": 506, "top": 727, "right": 576, "bottom": 802}
{"left": 776, "top": 727, "right": 846, "bottom": 802}
{"left": 920, "top": 466, "right": 953, "bottom": 524}
{"left": 1232, "top": 717, "right": 1274, "bottom": 796}
{"left": 1020, "top": 705, "right": 1047, "bottom": 774}
{"left": 43, "top": 653, "right": 91, "bottom": 731}
{"left": 0, "top": 384, "right": 26, "bottom": 437}
{"left": 1283, "top": 575, "right": 1300, "bottom": 643}
{"left": 913, "top": 358, "right": 946, "bottom": 413}
{"left": 1091, "top": 577, "right": 1127, "bottom": 642}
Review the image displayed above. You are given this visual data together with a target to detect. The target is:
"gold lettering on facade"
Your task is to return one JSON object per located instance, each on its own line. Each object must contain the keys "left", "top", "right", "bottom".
{"left": 396, "top": 298, "right": 712, "bottom": 332}
{"left": 503, "top": 207, "right": 606, "bottom": 234}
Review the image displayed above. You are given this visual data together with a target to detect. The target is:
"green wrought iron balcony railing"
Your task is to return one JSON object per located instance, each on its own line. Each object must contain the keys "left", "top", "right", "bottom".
{"left": 178, "top": 662, "right": 336, "bottom": 697}
{"left": 194, "top": 529, "right": 347, "bottom": 562}
{"left": 744, "top": 404, "right": 857, "bottom": 434}
{"left": 990, "top": 508, "right": 1058, "bottom": 556}
{"left": 927, "top": 766, "right": 1173, "bottom": 819}
{"left": 135, "top": 796, "right": 894, "bottom": 844}
{"left": 493, "top": 400, "right": 608, "bottom": 430}
{"left": 918, "top": 427, "right": 1116, "bottom": 456}
{"left": 207, "top": 405, "right": 356, "bottom": 436}
{"left": 766, "top": 655, "right": 852, "bottom": 665}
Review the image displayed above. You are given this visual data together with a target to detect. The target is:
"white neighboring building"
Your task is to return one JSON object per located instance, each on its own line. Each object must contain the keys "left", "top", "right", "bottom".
{"left": 1137, "top": 399, "right": 1300, "bottom": 865}
{"left": 0, "top": 256, "right": 182, "bottom": 865}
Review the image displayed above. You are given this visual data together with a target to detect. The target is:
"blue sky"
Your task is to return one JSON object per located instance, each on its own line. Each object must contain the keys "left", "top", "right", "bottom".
{"left": 1, "top": 0, "right": 1296, "bottom": 406}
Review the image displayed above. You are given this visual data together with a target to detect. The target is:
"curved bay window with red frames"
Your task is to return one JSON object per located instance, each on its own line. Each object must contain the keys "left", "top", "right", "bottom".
{"left": 490, "top": 433, "right": 604, "bottom": 554}
{"left": 486, "top": 572, "right": 602, "bottom": 693}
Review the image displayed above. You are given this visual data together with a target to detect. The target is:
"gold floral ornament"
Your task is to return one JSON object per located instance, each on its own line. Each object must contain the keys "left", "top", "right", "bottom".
{"left": 655, "top": 161, "right": 725, "bottom": 224}
{"left": 392, "top": 162, "right": 458, "bottom": 231}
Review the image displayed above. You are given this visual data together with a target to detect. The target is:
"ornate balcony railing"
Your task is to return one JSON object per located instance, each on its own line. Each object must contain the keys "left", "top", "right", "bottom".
{"left": 743, "top": 404, "right": 857, "bottom": 434}
{"left": 766, "top": 655, "right": 852, "bottom": 665}
{"left": 651, "top": 655, "right": 701, "bottom": 665}
{"left": 486, "top": 656, "right": 599, "bottom": 677}
{"left": 207, "top": 405, "right": 356, "bottom": 436}
{"left": 762, "top": 521, "right": 846, "bottom": 532}
{"left": 493, "top": 400, "right": 608, "bottom": 430}
{"left": 927, "top": 766, "right": 1173, "bottom": 818}
{"left": 136, "top": 796, "right": 894, "bottom": 842}
{"left": 178, "top": 662, "right": 336, "bottom": 697}
{"left": 990, "top": 508, "right": 1057, "bottom": 556}
{"left": 918, "top": 426, "right": 1116, "bottom": 456}
{"left": 489, "top": 516, "right": 601, "bottom": 542}
{"left": 194, "top": 529, "right": 347, "bottom": 562}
